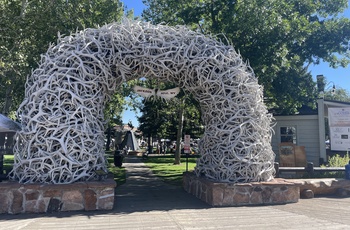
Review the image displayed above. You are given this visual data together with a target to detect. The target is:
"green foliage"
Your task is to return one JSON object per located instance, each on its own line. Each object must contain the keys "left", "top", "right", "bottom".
{"left": 137, "top": 79, "right": 170, "bottom": 139}
{"left": 300, "top": 154, "right": 349, "bottom": 178}
{"left": 104, "top": 93, "right": 124, "bottom": 127}
{"left": 327, "top": 154, "right": 350, "bottom": 167}
{"left": 143, "top": 0, "right": 350, "bottom": 114}
{"left": 300, "top": 171, "right": 345, "bottom": 179}
{"left": 0, "top": 0, "right": 124, "bottom": 115}
{"left": 182, "top": 96, "right": 204, "bottom": 139}
{"left": 324, "top": 87, "right": 350, "bottom": 102}
{"left": 137, "top": 79, "right": 204, "bottom": 141}
{"left": 142, "top": 155, "right": 198, "bottom": 186}
{"left": 105, "top": 152, "right": 126, "bottom": 185}
{"left": 2, "top": 155, "right": 14, "bottom": 173}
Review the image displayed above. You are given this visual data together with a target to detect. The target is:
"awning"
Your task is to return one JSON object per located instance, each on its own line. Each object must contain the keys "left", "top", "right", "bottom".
{"left": 0, "top": 114, "right": 21, "bottom": 132}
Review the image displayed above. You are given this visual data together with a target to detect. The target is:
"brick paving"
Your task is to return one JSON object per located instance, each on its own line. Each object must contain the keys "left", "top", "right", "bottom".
{"left": 1, "top": 156, "right": 350, "bottom": 230}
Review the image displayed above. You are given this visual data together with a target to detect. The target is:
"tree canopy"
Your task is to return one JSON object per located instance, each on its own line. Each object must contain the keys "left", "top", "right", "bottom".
{"left": 0, "top": 0, "right": 124, "bottom": 115}
{"left": 2, "top": 0, "right": 349, "bottom": 133}
{"left": 136, "top": 80, "right": 203, "bottom": 141}
{"left": 142, "top": 0, "right": 350, "bottom": 114}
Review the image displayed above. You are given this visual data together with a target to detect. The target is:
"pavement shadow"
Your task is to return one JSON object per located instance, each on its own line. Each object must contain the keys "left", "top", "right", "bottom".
{"left": 0, "top": 156, "right": 210, "bottom": 221}
{"left": 113, "top": 155, "right": 210, "bottom": 213}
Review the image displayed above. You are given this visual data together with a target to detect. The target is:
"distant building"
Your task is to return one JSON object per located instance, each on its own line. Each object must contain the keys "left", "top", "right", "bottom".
{"left": 272, "top": 99, "right": 350, "bottom": 166}
{"left": 0, "top": 114, "right": 21, "bottom": 154}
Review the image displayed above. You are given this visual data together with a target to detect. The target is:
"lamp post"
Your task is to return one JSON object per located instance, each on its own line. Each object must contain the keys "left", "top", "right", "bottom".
{"left": 325, "top": 82, "right": 336, "bottom": 99}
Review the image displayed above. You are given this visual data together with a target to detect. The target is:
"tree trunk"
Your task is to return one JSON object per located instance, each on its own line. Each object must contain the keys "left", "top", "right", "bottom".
{"left": 2, "top": 85, "right": 13, "bottom": 115}
{"left": 147, "top": 133, "right": 152, "bottom": 155}
{"left": 106, "top": 126, "right": 111, "bottom": 151}
{"left": 174, "top": 100, "right": 184, "bottom": 165}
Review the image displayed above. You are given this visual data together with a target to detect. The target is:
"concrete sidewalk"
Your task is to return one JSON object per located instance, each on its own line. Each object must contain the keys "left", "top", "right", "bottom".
{"left": 1, "top": 156, "right": 350, "bottom": 229}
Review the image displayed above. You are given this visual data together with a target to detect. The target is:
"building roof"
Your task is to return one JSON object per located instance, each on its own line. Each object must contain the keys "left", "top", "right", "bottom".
{"left": 0, "top": 114, "right": 21, "bottom": 132}
{"left": 322, "top": 99, "right": 350, "bottom": 117}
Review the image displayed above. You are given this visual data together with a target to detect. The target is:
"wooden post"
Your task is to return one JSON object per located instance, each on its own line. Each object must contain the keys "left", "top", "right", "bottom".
{"left": 274, "top": 162, "right": 280, "bottom": 178}
{"left": 306, "top": 162, "right": 314, "bottom": 175}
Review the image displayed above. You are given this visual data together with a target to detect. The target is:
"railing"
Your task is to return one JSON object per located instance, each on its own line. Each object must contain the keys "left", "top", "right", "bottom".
{"left": 1, "top": 157, "right": 347, "bottom": 181}
{"left": 274, "top": 162, "right": 345, "bottom": 178}
{"left": 0, "top": 153, "right": 6, "bottom": 181}
{"left": 0, "top": 146, "right": 14, "bottom": 182}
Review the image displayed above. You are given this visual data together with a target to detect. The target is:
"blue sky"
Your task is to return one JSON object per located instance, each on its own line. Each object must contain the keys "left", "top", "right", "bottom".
{"left": 121, "top": 0, "right": 350, "bottom": 127}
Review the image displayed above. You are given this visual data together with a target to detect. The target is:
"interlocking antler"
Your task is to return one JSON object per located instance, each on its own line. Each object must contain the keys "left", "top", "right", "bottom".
{"left": 11, "top": 19, "right": 275, "bottom": 184}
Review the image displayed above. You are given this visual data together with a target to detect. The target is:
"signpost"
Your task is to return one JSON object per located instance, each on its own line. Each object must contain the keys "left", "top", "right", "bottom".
{"left": 184, "top": 135, "right": 190, "bottom": 171}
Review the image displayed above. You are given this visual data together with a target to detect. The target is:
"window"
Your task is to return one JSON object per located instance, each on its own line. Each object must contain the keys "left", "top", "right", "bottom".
{"left": 280, "top": 126, "right": 296, "bottom": 144}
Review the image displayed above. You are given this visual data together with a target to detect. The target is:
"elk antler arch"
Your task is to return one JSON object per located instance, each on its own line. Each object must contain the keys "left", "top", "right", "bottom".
{"left": 11, "top": 20, "right": 275, "bottom": 184}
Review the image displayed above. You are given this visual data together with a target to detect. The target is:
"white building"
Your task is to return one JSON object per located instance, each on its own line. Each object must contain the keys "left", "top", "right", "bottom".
{"left": 271, "top": 99, "right": 350, "bottom": 166}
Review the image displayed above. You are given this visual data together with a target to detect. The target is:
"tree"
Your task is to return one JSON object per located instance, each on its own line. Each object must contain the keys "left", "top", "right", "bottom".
{"left": 324, "top": 86, "right": 350, "bottom": 102}
{"left": 0, "top": 0, "right": 124, "bottom": 115}
{"left": 137, "top": 80, "right": 170, "bottom": 153}
{"left": 136, "top": 79, "right": 204, "bottom": 162}
{"left": 174, "top": 98, "right": 185, "bottom": 165}
{"left": 182, "top": 96, "right": 203, "bottom": 139}
{"left": 317, "top": 75, "right": 350, "bottom": 101}
{"left": 138, "top": 98, "right": 167, "bottom": 154}
{"left": 104, "top": 78, "right": 145, "bottom": 150}
{"left": 142, "top": 0, "right": 350, "bottom": 114}
{"left": 104, "top": 92, "right": 125, "bottom": 151}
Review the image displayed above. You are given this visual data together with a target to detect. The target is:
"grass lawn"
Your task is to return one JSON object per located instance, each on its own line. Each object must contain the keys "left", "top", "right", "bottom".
{"left": 2, "top": 153, "right": 126, "bottom": 186}
{"left": 142, "top": 155, "right": 198, "bottom": 186}
{"left": 3, "top": 155, "right": 14, "bottom": 172}
{"left": 105, "top": 152, "right": 126, "bottom": 185}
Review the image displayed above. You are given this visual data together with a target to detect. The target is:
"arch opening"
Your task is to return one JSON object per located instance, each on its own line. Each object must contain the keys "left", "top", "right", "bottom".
{"left": 11, "top": 20, "right": 275, "bottom": 184}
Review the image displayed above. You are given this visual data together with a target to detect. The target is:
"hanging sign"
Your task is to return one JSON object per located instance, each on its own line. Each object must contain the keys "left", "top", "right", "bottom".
{"left": 133, "top": 85, "right": 180, "bottom": 101}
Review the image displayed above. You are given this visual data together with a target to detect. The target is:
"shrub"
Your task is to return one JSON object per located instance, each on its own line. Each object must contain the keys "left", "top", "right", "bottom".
{"left": 327, "top": 154, "right": 350, "bottom": 167}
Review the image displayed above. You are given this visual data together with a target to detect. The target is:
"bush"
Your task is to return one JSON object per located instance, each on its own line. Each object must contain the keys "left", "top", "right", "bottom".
{"left": 327, "top": 154, "right": 350, "bottom": 167}
{"left": 299, "top": 154, "right": 349, "bottom": 179}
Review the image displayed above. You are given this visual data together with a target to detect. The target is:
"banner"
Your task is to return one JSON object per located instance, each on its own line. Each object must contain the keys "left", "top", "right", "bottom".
{"left": 328, "top": 108, "right": 350, "bottom": 151}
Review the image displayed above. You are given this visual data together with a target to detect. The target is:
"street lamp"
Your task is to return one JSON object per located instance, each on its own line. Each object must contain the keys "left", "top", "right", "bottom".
{"left": 325, "top": 81, "right": 336, "bottom": 99}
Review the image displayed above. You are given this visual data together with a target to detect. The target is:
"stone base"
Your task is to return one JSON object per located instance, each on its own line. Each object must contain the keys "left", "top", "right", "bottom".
{"left": 286, "top": 178, "right": 350, "bottom": 197}
{"left": 0, "top": 178, "right": 116, "bottom": 214}
{"left": 183, "top": 172, "right": 300, "bottom": 206}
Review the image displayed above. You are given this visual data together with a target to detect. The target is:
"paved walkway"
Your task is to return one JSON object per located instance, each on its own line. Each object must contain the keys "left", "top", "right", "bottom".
{"left": 1, "top": 156, "right": 350, "bottom": 229}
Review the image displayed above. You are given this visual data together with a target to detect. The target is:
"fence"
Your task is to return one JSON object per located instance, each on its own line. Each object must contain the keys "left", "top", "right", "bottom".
{"left": 0, "top": 132, "right": 15, "bottom": 181}
{"left": 274, "top": 162, "right": 345, "bottom": 178}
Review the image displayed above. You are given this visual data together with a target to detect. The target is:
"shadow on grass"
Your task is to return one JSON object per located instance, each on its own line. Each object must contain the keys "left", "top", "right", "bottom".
{"left": 141, "top": 155, "right": 199, "bottom": 186}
